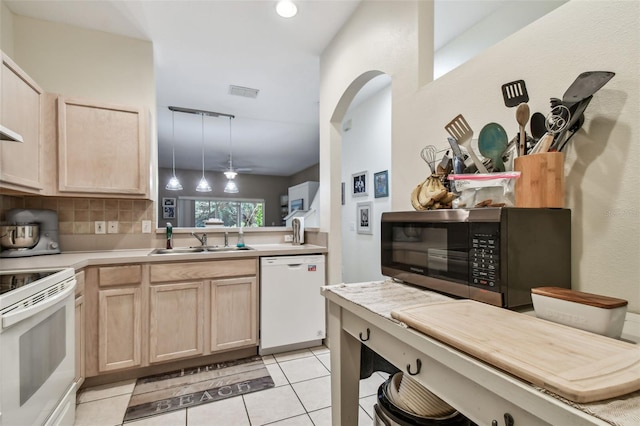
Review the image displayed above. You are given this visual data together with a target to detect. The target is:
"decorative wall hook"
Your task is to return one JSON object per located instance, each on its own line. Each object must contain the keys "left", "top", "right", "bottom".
{"left": 406, "top": 358, "right": 422, "bottom": 375}
{"left": 359, "top": 328, "right": 370, "bottom": 342}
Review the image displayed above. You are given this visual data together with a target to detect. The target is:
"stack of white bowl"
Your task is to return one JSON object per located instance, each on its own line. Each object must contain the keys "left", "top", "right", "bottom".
{"left": 387, "top": 372, "right": 456, "bottom": 418}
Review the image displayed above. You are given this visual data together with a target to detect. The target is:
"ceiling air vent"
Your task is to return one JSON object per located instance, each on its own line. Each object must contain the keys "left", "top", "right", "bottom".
{"left": 229, "top": 85, "right": 260, "bottom": 99}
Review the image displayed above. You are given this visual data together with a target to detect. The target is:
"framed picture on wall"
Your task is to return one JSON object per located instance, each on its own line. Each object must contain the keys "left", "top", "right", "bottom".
{"left": 356, "top": 201, "right": 373, "bottom": 234}
{"left": 374, "top": 170, "right": 389, "bottom": 198}
{"left": 162, "top": 198, "right": 176, "bottom": 219}
{"left": 291, "top": 199, "right": 304, "bottom": 211}
{"left": 352, "top": 171, "right": 368, "bottom": 197}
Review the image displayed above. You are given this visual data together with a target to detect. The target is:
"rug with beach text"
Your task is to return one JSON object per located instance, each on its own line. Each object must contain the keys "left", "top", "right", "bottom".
{"left": 123, "top": 355, "right": 274, "bottom": 422}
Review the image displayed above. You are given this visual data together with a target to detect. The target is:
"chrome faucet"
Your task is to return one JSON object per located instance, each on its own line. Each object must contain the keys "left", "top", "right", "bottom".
{"left": 191, "top": 232, "right": 207, "bottom": 246}
{"left": 224, "top": 232, "right": 229, "bottom": 247}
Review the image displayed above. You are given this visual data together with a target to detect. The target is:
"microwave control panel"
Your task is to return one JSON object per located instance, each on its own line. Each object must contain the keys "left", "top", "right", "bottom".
{"left": 470, "top": 232, "right": 499, "bottom": 289}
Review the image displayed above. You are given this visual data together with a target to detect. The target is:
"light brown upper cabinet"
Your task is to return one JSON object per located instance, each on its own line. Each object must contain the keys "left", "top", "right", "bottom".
{"left": 0, "top": 52, "right": 45, "bottom": 194}
{"left": 57, "top": 96, "right": 149, "bottom": 198}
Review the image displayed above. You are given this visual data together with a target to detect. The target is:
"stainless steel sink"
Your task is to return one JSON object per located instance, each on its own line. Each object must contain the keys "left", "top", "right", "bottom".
{"left": 149, "top": 246, "right": 253, "bottom": 255}
{"left": 149, "top": 247, "right": 205, "bottom": 255}
{"left": 203, "top": 246, "right": 254, "bottom": 252}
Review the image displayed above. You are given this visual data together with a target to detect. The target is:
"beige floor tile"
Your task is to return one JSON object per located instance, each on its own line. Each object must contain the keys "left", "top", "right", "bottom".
{"left": 307, "top": 407, "right": 332, "bottom": 426}
{"left": 262, "top": 354, "right": 277, "bottom": 365}
{"left": 278, "top": 356, "right": 330, "bottom": 384}
{"left": 307, "top": 406, "right": 372, "bottom": 426}
{"left": 125, "top": 409, "right": 186, "bottom": 425}
{"left": 243, "top": 385, "right": 305, "bottom": 425}
{"left": 358, "top": 406, "right": 374, "bottom": 425}
{"left": 359, "top": 373, "right": 385, "bottom": 398}
{"left": 74, "top": 394, "right": 130, "bottom": 426}
{"left": 187, "top": 395, "right": 249, "bottom": 426}
{"left": 77, "top": 379, "right": 136, "bottom": 403}
{"left": 309, "top": 345, "right": 330, "bottom": 356}
{"left": 359, "top": 394, "right": 378, "bottom": 419}
{"left": 273, "top": 348, "right": 315, "bottom": 363}
{"left": 316, "top": 352, "right": 331, "bottom": 371}
{"left": 266, "top": 362, "right": 290, "bottom": 387}
{"left": 291, "top": 375, "right": 331, "bottom": 412}
{"left": 267, "top": 414, "right": 314, "bottom": 425}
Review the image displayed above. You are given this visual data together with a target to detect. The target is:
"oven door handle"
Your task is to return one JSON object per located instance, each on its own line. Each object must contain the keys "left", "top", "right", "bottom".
{"left": 1, "top": 280, "right": 76, "bottom": 329}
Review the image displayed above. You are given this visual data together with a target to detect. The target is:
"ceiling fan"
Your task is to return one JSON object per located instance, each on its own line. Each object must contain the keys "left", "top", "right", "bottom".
{"left": 221, "top": 155, "right": 253, "bottom": 174}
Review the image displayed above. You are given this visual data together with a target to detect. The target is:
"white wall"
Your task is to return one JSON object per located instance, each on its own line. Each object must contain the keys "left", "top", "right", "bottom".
{"left": 320, "top": 0, "right": 640, "bottom": 312}
{"left": 434, "top": 0, "right": 567, "bottom": 79}
{"left": 0, "top": 1, "right": 14, "bottom": 55}
{"left": 341, "top": 79, "right": 392, "bottom": 283}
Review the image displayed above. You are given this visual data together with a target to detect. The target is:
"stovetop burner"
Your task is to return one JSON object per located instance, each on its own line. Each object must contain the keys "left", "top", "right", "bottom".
{"left": 0, "top": 268, "right": 74, "bottom": 311}
{"left": 0, "top": 271, "right": 59, "bottom": 295}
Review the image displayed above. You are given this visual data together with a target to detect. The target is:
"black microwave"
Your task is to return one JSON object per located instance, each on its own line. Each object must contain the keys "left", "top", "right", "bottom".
{"left": 381, "top": 208, "right": 571, "bottom": 308}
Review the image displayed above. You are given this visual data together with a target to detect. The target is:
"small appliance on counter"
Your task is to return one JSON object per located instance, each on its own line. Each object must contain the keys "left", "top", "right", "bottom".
{"left": 292, "top": 217, "right": 304, "bottom": 245}
{"left": 0, "top": 209, "right": 61, "bottom": 257}
{"left": 381, "top": 207, "right": 572, "bottom": 309}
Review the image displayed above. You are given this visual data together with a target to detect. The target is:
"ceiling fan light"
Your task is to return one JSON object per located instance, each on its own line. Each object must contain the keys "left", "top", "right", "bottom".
{"left": 276, "top": 0, "right": 297, "bottom": 18}
{"left": 196, "top": 176, "right": 212, "bottom": 192}
{"left": 165, "top": 175, "right": 183, "bottom": 191}
{"left": 224, "top": 179, "right": 239, "bottom": 194}
{"left": 224, "top": 170, "right": 237, "bottom": 180}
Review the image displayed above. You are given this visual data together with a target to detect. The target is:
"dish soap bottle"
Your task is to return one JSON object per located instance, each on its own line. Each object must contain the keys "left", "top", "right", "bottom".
{"left": 237, "top": 226, "right": 245, "bottom": 248}
{"left": 166, "top": 223, "right": 173, "bottom": 249}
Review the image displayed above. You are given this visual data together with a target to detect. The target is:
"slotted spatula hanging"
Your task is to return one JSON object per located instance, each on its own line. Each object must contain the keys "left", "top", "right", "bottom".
{"left": 445, "top": 114, "right": 488, "bottom": 173}
{"left": 501, "top": 80, "right": 529, "bottom": 107}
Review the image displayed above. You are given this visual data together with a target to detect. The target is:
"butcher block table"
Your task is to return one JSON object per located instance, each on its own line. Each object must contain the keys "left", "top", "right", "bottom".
{"left": 322, "top": 280, "right": 640, "bottom": 426}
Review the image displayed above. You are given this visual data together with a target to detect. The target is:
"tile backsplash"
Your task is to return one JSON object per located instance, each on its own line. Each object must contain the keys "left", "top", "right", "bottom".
{"left": 0, "top": 195, "right": 154, "bottom": 235}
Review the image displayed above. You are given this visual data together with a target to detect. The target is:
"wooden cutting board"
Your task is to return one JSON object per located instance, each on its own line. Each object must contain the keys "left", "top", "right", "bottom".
{"left": 391, "top": 300, "right": 640, "bottom": 403}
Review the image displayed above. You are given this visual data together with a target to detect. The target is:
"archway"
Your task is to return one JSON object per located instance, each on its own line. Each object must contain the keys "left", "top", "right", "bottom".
{"left": 329, "top": 71, "right": 392, "bottom": 284}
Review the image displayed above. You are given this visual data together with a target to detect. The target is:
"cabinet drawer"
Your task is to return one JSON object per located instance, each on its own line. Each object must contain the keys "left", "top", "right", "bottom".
{"left": 98, "top": 265, "right": 142, "bottom": 287}
{"left": 150, "top": 259, "right": 257, "bottom": 283}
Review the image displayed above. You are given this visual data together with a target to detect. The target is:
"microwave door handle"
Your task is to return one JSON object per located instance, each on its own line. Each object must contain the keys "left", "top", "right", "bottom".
{"left": 1, "top": 280, "right": 76, "bottom": 329}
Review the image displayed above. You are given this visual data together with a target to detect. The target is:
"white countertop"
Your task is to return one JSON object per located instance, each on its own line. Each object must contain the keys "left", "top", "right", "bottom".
{"left": 0, "top": 243, "right": 327, "bottom": 271}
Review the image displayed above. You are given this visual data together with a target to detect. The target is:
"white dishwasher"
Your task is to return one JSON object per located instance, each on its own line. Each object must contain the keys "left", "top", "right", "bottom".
{"left": 260, "top": 255, "right": 326, "bottom": 355}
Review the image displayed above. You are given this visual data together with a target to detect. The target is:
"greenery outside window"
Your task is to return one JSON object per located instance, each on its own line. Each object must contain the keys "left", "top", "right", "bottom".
{"left": 194, "top": 199, "right": 264, "bottom": 227}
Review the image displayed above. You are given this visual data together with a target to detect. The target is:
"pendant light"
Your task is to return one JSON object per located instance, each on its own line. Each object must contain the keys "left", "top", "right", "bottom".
{"left": 165, "top": 109, "right": 183, "bottom": 190}
{"left": 224, "top": 116, "right": 239, "bottom": 193}
{"left": 195, "top": 113, "right": 212, "bottom": 192}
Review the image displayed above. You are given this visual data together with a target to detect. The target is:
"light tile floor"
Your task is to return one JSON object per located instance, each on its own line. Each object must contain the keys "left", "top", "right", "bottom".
{"left": 74, "top": 346, "right": 387, "bottom": 426}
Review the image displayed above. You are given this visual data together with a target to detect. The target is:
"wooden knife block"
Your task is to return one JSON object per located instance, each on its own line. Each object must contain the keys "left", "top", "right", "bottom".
{"left": 514, "top": 152, "right": 565, "bottom": 208}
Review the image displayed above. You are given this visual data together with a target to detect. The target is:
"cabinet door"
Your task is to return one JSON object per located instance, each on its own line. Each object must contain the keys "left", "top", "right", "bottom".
{"left": 210, "top": 276, "right": 258, "bottom": 352}
{"left": 75, "top": 295, "right": 85, "bottom": 387}
{"left": 149, "top": 282, "right": 205, "bottom": 363}
{"left": 0, "top": 53, "right": 44, "bottom": 192}
{"left": 98, "top": 287, "right": 142, "bottom": 372}
{"left": 57, "top": 96, "right": 148, "bottom": 197}
{"left": 74, "top": 270, "right": 86, "bottom": 387}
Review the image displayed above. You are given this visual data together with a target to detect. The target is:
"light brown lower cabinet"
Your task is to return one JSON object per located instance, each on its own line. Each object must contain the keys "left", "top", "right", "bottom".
{"left": 83, "top": 259, "right": 259, "bottom": 379}
{"left": 149, "top": 259, "right": 258, "bottom": 363}
{"left": 98, "top": 286, "right": 142, "bottom": 372}
{"left": 211, "top": 276, "right": 258, "bottom": 352}
{"left": 149, "top": 281, "right": 205, "bottom": 363}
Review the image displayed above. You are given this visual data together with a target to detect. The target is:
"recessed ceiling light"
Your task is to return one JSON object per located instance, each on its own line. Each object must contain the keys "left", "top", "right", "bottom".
{"left": 276, "top": 0, "right": 297, "bottom": 18}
